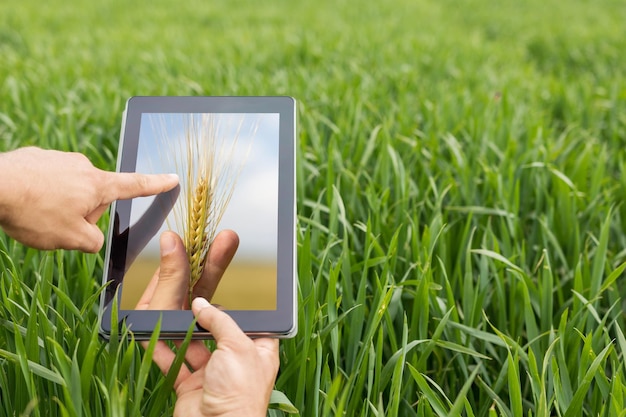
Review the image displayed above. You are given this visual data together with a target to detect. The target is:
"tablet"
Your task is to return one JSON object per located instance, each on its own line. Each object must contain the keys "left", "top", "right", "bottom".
{"left": 99, "top": 96, "right": 297, "bottom": 339}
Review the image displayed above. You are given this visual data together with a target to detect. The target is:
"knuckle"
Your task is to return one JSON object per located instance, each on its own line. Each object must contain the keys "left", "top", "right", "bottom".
{"left": 70, "top": 151, "right": 92, "bottom": 166}
{"left": 134, "top": 174, "right": 150, "bottom": 190}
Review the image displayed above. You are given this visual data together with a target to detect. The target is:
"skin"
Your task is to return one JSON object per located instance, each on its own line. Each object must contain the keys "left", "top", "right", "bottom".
{"left": 0, "top": 147, "right": 278, "bottom": 415}
{"left": 0, "top": 146, "right": 179, "bottom": 252}
{"left": 136, "top": 230, "right": 280, "bottom": 417}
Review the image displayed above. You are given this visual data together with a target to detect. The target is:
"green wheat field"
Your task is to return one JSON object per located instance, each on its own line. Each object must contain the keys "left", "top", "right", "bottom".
{"left": 1, "top": 0, "right": 626, "bottom": 416}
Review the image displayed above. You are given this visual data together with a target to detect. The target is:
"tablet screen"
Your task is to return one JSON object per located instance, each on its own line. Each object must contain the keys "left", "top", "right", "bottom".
{"left": 121, "top": 112, "right": 279, "bottom": 310}
{"left": 100, "top": 96, "right": 296, "bottom": 338}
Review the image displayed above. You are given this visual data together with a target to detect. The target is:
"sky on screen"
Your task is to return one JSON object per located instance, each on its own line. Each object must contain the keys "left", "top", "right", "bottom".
{"left": 130, "top": 112, "right": 280, "bottom": 263}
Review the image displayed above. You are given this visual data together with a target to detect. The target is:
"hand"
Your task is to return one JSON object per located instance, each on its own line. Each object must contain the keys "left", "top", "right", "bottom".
{"left": 136, "top": 230, "right": 280, "bottom": 417}
{"left": 0, "top": 146, "right": 179, "bottom": 252}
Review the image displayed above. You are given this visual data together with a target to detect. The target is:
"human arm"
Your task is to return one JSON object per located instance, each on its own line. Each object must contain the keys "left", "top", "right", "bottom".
{"left": 0, "top": 146, "right": 178, "bottom": 252}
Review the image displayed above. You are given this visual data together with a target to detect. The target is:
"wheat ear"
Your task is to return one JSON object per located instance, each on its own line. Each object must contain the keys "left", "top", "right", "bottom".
{"left": 186, "top": 175, "right": 212, "bottom": 301}
{"left": 152, "top": 113, "right": 253, "bottom": 307}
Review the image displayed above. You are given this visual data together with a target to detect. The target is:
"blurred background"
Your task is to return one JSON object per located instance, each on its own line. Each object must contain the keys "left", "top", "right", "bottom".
{"left": 1, "top": 0, "right": 625, "bottom": 415}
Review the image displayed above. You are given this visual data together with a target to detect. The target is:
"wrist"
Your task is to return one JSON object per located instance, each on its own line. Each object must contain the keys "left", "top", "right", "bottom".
{"left": 0, "top": 149, "right": 32, "bottom": 228}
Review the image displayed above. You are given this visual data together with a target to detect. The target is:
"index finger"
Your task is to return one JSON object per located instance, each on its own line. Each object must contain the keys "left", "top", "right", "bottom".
{"left": 102, "top": 172, "right": 179, "bottom": 202}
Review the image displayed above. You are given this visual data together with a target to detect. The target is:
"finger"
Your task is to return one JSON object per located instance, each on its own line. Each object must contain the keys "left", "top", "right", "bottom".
{"left": 138, "top": 274, "right": 212, "bottom": 371}
{"left": 148, "top": 231, "right": 189, "bottom": 310}
{"left": 191, "top": 297, "right": 247, "bottom": 344}
{"left": 143, "top": 336, "right": 210, "bottom": 378}
{"left": 135, "top": 267, "right": 161, "bottom": 310}
{"left": 102, "top": 172, "right": 179, "bottom": 202}
{"left": 85, "top": 203, "right": 110, "bottom": 224}
{"left": 72, "top": 222, "right": 105, "bottom": 253}
{"left": 191, "top": 230, "right": 239, "bottom": 301}
{"left": 254, "top": 338, "right": 280, "bottom": 374}
{"left": 254, "top": 337, "right": 280, "bottom": 354}
{"left": 147, "top": 340, "right": 193, "bottom": 389}
{"left": 183, "top": 340, "right": 212, "bottom": 371}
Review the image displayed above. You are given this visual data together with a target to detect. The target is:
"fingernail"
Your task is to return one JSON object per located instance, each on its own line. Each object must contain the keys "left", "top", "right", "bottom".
{"left": 160, "top": 232, "right": 176, "bottom": 256}
{"left": 192, "top": 297, "right": 210, "bottom": 310}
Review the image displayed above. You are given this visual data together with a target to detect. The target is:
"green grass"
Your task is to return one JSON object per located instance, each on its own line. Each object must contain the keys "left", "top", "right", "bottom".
{"left": 1, "top": 0, "right": 626, "bottom": 415}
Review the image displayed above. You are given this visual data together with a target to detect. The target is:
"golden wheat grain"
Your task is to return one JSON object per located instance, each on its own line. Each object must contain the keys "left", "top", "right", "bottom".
{"left": 186, "top": 175, "right": 211, "bottom": 300}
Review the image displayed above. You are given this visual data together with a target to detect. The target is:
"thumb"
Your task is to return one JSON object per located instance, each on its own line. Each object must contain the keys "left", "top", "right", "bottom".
{"left": 191, "top": 297, "right": 245, "bottom": 343}
{"left": 148, "top": 231, "right": 189, "bottom": 310}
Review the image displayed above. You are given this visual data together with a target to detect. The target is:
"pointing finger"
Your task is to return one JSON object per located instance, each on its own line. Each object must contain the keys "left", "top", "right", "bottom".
{"left": 102, "top": 172, "right": 179, "bottom": 203}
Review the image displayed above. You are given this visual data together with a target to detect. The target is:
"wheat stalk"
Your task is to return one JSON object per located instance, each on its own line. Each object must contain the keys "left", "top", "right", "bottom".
{"left": 150, "top": 113, "right": 253, "bottom": 306}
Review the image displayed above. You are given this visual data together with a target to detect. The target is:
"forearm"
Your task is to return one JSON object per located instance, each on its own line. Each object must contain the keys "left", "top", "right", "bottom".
{"left": 0, "top": 149, "right": 25, "bottom": 228}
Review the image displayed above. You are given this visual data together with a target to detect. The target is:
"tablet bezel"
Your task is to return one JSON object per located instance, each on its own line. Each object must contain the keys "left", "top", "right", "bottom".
{"left": 99, "top": 96, "right": 297, "bottom": 339}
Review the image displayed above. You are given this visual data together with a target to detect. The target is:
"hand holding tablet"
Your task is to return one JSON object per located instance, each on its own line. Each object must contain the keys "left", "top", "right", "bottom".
{"left": 134, "top": 230, "right": 279, "bottom": 415}
{"left": 99, "top": 96, "right": 297, "bottom": 339}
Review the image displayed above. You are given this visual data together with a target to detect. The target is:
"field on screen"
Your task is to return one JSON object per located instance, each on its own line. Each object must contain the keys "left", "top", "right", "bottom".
{"left": 121, "top": 258, "right": 276, "bottom": 310}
